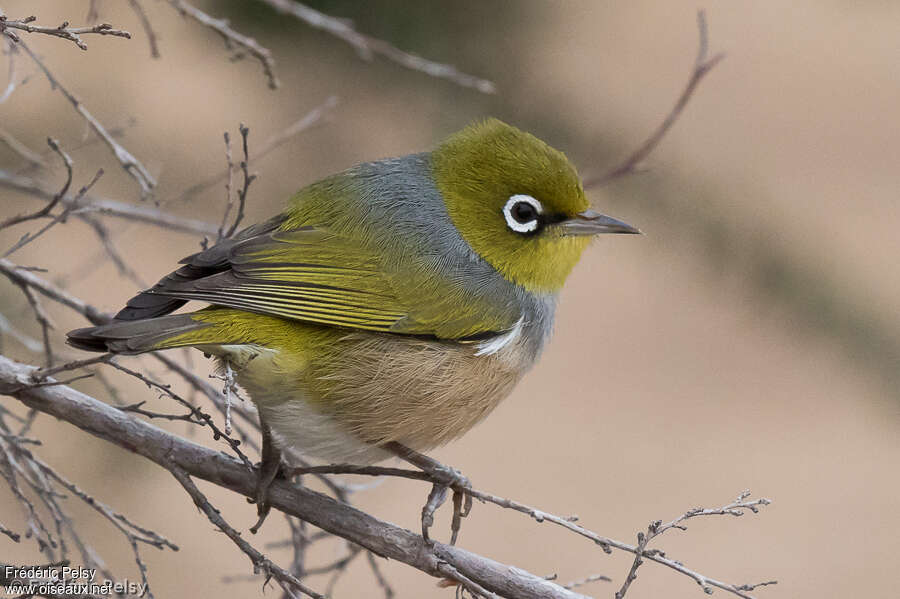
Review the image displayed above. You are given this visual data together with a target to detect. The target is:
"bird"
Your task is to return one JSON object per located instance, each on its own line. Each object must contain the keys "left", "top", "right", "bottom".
{"left": 67, "top": 118, "right": 639, "bottom": 540}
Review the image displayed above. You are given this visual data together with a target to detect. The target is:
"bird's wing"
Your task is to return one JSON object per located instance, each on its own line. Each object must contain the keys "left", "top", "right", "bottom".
{"left": 117, "top": 224, "right": 484, "bottom": 337}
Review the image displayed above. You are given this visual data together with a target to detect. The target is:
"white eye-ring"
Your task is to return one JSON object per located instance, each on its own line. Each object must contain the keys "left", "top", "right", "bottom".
{"left": 503, "top": 194, "right": 543, "bottom": 233}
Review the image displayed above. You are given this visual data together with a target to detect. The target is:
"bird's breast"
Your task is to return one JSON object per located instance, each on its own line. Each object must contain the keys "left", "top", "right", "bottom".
{"left": 224, "top": 323, "right": 539, "bottom": 462}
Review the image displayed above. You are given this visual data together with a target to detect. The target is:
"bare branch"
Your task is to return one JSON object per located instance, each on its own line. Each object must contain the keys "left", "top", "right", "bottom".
{"left": 128, "top": 0, "right": 160, "bottom": 58}
{"left": 0, "top": 14, "right": 131, "bottom": 51}
{"left": 14, "top": 39, "right": 156, "bottom": 198}
{"left": 0, "top": 138, "right": 71, "bottom": 232}
{"left": 583, "top": 10, "right": 724, "bottom": 188}
{"left": 564, "top": 574, "right": 611, "bottom": 590}
{"left": 0, "top": 258, "right": 109, "bottom": 326}
{"left": 0, "top": 35, "right": 18, "bottom": 104}
{"left": 3, "top": 156, "right": 104, "bottom": 259}
{"left": 0, "top": 434, "right": 178, "bottom": 597}
{"left": 224, "top": 124, "right": 255, "bottom": 238}
{"left": 0, "top": 354, "right": 586, "bottom": 599}
{"left": 0, "top": 170, "right": 218, "bottom": 236}
{"left": 168, "top": 0, "right": 279, "bottom": 89}
{"left": 77, "top": 211, "right": 149, "bottom": 288}
{"left": 254, "top": 0, "right": 495, "bottom": 93}
{"left": 15, "top": 283, "right": 54, "bottom": 367}
{"left": 174, "top": 97, "right": 337, "bottom": 206}
{"left": 295, "top": 463, "right": 773, "bottom": 599}
{"left": 0, "top": 127, "right": 45, "bottom": 168}
{"left": 171, "top": 466, "right": 324, "bottom": 598}
{"left": 217, "top": 130, "right": 235, "bottom": 242}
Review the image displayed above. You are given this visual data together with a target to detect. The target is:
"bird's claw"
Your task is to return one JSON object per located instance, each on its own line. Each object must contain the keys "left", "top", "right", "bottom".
{"left": 250, "top": 420, "right": 283, "bottom": 535}
{"left": 420, "top": 465, "right": 473, "bottom": 546}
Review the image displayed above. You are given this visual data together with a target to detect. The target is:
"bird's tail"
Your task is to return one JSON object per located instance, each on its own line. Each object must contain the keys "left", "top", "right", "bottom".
{"left": 67, "top": 313, "right": 216, "bottom": 355}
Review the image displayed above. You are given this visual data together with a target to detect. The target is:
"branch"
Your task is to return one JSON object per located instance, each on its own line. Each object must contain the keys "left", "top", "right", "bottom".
{"left": 0, "top": 169, "right": 218, "bottom": 236}
{"left": 0, "top": 354, "right": 584, "bottom": 599}
{"left": 128, "top": 0, "right": 160, "bottom": 59}
{"left": 14, "top": 38, "right": 156, "bottom": 198}
{"left": 171, "top": 467, "right": 325, "bottom": 599}
{"left": 3, "top": 145, "right": 105, "bottom": 259}
{"left": 173, "top": 97, "right": 337, "bottom": 206}
{"left": 582, "top": 10, "right": 724, "bottom": 188}
{"left": 254, "top": 0, "right": 495, "bottom": 93}
{"left": 0, "top": 247, "right": 775, "bottom": 597}
{"left": 168, "top": 0, "right": 279, "bottom": 89}
{"left": 0, "top": 138, "right": 71, "bottom": 232}
{"left": 0, "top": 15, "right": 131, "bottom": 51}
{"left": 222, "top": 123, "right": 256, "bottom": 239}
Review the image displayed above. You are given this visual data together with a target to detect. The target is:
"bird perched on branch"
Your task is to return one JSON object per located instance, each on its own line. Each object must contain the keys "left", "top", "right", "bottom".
{"left": 68, "top": 119, "right": 639, "bottom": 540}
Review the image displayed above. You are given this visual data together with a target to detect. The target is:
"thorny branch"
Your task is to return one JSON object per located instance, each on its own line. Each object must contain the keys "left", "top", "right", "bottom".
{"left": 582, "top": 10, "right": 724, "bottom": 188}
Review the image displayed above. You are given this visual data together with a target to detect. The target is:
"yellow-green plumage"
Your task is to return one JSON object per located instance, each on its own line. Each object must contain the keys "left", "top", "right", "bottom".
{"left": 152, "top": 308, "right": 527, "bottom": 462}
{"left": 433, "top": 119, "right": 592, "bottom": 292}
{"left": 67, "top": 118, "right": 638, "bottom": 464}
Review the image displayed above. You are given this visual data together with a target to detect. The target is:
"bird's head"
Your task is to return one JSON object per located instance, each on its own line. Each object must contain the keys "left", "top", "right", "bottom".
{"left": 432, "top": 118, "right": 639, "bottom": 293}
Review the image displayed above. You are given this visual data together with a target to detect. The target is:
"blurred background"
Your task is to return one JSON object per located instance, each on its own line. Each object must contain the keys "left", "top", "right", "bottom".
{"left": 1, "top": 1, "right": 899, "bottom": 597}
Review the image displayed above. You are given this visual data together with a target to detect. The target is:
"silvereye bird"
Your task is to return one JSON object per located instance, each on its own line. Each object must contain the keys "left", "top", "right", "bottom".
{"left": 67, "top": 118, "right": 639, "bottom": 537}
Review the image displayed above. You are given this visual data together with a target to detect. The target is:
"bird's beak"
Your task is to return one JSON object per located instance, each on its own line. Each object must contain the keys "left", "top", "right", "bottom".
{"left": 558, "top": 209, "right": 641, "bottom": 236}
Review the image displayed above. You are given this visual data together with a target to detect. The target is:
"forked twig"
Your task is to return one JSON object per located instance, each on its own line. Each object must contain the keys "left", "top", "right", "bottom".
{"left": 168, "top": 0, "right": 279, "bottom": 89}
{"left": 0, "top": 14, "right": 131, "bottom": 51}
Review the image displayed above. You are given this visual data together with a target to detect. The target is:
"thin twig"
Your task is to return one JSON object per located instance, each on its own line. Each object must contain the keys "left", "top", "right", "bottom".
{"left": 217, "top": 131, "right": 235, "bottom": 241}
{"left": 0, "top": 138, "right": 71, "bottom": 232}
{"left": 168, "top": 0, "right": 279, "bottom": 89}
{"left": 254, "top": 0, "right": 495, "bottom": 93}
{"left": 15, "top": 38, "right": 156, "bottom": 198}
{"left": 583, "top": 10, "right": 724, "bottom": 188}
{"left": 174, "top": 97, "right": 337, "bottom": 205}
{"left": 15, "top": 283, "right": 54, "bottom": 367}
{"left": 0, "top": 15, "right": 131, "bottom": 51}
{"left": 0, "top": 36, "right": 18, "bottom": 104}
{"left": 128, "top": 0, "right": 160, "bottom": 58}
{"left": 0, "top": 128, "right": 45, "bottom": 167}
{"left": 0, "top": 169, "right": 217, "bottom": 235}
{"left": 4, "top": 164, "right": 104, "bottom": 259}
{"left": 564, "top": 574, "right": 611, "bottom": 590}
{"left": 224, "top": 124, "right": 255, "bottom": 238}
{"left": 170, "top": 466, "right": 325, "bottom": 599}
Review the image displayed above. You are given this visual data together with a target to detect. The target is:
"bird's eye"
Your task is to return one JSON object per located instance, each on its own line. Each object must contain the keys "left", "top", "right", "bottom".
{"left": 503, "top": 195, "right": 543, "bottom": 233}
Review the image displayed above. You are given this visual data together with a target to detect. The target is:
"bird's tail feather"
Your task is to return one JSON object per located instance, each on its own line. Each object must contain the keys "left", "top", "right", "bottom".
{"left": 67, "top": 313, "right": 215, "bottom": 355}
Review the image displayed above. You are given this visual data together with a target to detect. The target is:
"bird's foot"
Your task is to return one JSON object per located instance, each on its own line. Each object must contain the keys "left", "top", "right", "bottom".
{"left": 249, "top": 419, "right": 283, "bottom": 534}
{"left": 421, "top": 465, "right": 472, "bottom": 546}
{"left": 382, "top": 442, "right": 473, "bottom": 546}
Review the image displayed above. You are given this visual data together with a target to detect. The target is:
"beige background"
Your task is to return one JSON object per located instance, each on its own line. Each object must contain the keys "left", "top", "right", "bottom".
{"left": 1, "top": 1, "right": 899, "bottom": 598}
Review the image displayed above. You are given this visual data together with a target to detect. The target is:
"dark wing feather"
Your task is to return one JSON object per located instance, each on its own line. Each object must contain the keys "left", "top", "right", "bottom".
{"left": 115, "top": 222, "right": 414, "bottom": 334}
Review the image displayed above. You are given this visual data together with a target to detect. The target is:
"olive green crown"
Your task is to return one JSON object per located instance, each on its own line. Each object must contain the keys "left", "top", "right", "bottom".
{"left": 432, "top": 119, "right": 591, "bottom": 293}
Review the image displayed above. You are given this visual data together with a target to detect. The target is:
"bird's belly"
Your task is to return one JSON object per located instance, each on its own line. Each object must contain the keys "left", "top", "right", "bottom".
{"left": 214, "top": 328, "right": 534, "bottom": 464}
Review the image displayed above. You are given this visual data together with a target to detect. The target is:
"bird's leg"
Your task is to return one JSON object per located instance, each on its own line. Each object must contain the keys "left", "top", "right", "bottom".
{"left": 382, "top": 441, "right": 473, "bottom": 545}
{"left": 250, "top": 417, "right": 283, "bottom": 534}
